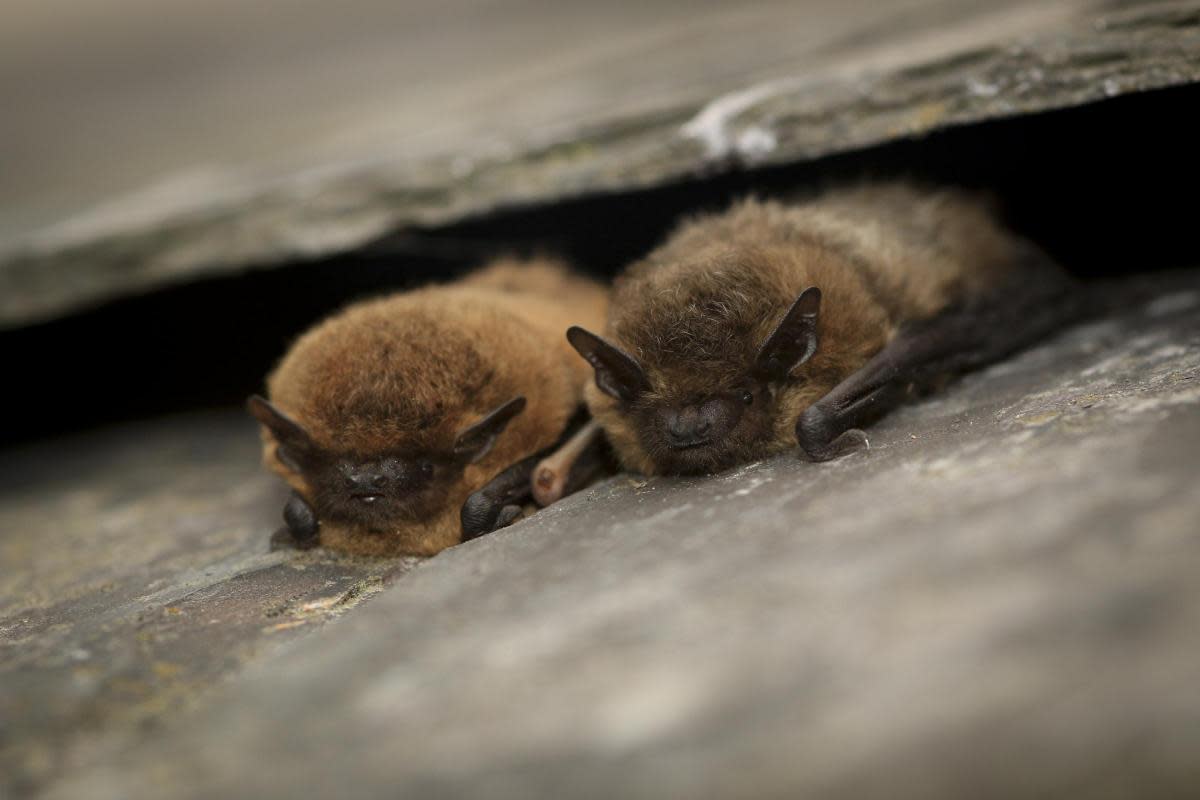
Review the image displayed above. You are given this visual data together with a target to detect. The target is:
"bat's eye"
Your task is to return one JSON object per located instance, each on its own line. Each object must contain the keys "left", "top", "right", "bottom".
{"left": 740, "top": 390, "right": 754, "bottom": 406}
{"left": 418, "top": 460, "right": 435, "bottom": 479}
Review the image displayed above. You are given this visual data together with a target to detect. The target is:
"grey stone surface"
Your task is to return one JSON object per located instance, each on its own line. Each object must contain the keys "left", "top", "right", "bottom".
{"left": 3, "top": 270, "right": 1196, "bottom": 799}
{"left": 0, "top": 415, "right": 418, "bottom": 797}
{"left": 3, "top": 0, "right": 1199, "bottom": 326}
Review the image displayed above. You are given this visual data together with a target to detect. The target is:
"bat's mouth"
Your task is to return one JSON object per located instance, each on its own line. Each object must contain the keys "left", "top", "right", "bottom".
{"left": 655, "top": 440, "right": 740, "bottom": 476}
{"left": 317, "top": 482, "right": 433, "bottom": 528}
{"left": 667, "top": 437, "right": 712, "bottom": 450}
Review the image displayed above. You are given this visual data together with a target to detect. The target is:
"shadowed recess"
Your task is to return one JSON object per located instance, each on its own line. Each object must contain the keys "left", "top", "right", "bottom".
{"left": 3, "top": 84, "right": 1199, "bottom": 447}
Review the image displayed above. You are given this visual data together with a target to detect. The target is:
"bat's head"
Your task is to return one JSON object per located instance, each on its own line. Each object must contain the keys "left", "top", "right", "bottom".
{"left": 246, "top": 288, "right": 571, "bottom": 555}
{"left": 247, "top": 394, "right": 526, "bottom": 536}
{"left": 568, "top": 286, "right": 821, "bottom": 475}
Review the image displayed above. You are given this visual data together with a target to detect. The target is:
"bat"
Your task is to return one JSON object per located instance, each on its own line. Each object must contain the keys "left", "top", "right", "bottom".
{"left": 248, "top": 258, "right": 608, "bottom": 556}
{"left": 567, "top": 182, "right": 1077, "bottom": 475}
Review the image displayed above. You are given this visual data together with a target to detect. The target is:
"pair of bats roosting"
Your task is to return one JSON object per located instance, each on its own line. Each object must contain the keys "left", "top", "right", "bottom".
{"left": 250, "top": 183, "right": 1076, "bottom": 556}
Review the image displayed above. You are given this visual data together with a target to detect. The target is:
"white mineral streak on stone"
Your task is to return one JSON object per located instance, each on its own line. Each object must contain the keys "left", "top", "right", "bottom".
{"left": 680, "top": 78, "right": 801, "bottom": 159}
{"left": 677, "top": 3, "right": 1086, "bottom": 168}
{"left": 967, "top": 77, "right": 1002, "bottom": 97}
{"left": 734, "top": 126, "right": 778, "bottom": 161}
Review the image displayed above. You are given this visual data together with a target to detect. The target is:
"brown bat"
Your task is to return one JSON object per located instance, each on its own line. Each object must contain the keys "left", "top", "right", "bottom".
{"left": 568, "top": 182, "right": 1076, "bottom": 475}
{"left": 248, "top": 258, "right": 608, "bottom": 556}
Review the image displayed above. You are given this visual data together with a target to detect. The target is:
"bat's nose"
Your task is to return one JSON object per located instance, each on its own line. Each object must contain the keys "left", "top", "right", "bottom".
{"left": 665, "top": 407, "right": 713, "bottom": 448}
{"left": 345, "top": 469, "right": 389, "bottom": 496}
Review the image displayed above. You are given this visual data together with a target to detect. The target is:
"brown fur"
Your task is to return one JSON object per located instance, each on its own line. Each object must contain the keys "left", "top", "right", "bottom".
{"left": 589, "top": 182, "right": 1039, "bottom": 474}
{"left": 259, "top": 258, "right": 607, "bottom": 556}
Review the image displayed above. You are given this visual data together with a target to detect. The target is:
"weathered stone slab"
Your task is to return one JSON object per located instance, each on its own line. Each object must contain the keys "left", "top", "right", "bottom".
{"left": 3, "top": 0, "right": 1198, "bottom": 327}
{"left": 15, "top": 270, "right": 1199, "bottom": 799}
{"left": 0, "top": 415, "right": 418, "bottom": 796}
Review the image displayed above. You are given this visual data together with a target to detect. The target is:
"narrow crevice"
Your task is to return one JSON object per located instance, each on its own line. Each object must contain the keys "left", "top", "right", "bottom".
{"left": 4, "top": 82, "right": 1198, "bottom": 447}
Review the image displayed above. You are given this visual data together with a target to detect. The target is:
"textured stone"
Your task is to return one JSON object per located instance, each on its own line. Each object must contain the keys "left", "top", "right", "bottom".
{"left": 3, "top": 0, "right": 1199, "bottom": 326}
{"left": 0, "top": 415, "right": 418, "bottom": 796}
{"left": 3, "top": 270, "right": 1196, "bottom": 799}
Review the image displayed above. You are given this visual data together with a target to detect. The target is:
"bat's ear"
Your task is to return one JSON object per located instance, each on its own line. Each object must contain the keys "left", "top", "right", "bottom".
{"left": 247, "top": 395, "right": 317, "bottom": 470}
{"left": 567, "top": 326, "right": 650, "bottom": 404}
{"left": 754, "top": 287, "right": 821, "bottom": 382}
{"left": 454, "top": 396, "right": 527, "bottom": 463}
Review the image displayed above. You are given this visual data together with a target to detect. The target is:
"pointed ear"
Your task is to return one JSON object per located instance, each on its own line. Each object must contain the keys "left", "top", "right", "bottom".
{"left": 247, "top": 395, "right": 316, "bottom": 470}
{"left": 454, "top": 396, "right": 527, "bottom": 463}
{"left": 754, "top": 287, "right": 821, "bottom": 381}
{"left": 567, "top": 326, "right": 650, "bottom": 403}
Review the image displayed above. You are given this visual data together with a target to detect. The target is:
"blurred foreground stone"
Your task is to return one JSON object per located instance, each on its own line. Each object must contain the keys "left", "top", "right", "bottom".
{"left": 2, "top": 270, "right": 1197, "bottom": 798}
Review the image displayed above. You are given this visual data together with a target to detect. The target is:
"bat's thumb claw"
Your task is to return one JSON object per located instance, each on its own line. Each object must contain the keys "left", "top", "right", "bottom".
{"left": 496, "top": 505, "right": 524, "bottom": 528}
{"left": 798, "top": 428, "right": 869, "bottom": 462}
{"left": 461, "top": 497, "right": 524, "bottom": 541}
{"left": 838, "top": 428, "right": 870, "bottom": 453}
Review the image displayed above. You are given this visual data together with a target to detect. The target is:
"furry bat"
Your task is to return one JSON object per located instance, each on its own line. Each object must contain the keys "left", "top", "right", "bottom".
{"left": 568, "top": 182, "right": 1076, "bottom": 475}
{"left": 248, "top": 258, "right": 608, "bottom": 556}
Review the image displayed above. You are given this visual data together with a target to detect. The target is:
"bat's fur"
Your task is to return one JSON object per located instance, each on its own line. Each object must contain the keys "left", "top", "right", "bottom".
{"left": 586, "top": 182, "right": 1061, "bottom": 475}
{"left": 258, "top": 258, "right": 607, "bottom": 556}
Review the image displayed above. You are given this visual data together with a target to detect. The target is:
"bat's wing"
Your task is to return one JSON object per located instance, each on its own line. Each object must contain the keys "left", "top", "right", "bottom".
{"left": 797, "top": 254, "right": 1079, "bottom": 461}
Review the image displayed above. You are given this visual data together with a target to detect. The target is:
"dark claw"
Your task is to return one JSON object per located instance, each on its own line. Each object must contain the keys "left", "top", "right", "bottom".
{"left": 460, "top": 495, "right": 524, "bottom": 541}
{"left": 460, "top": 454, "right": 539, "bottom": 542}
{"left": 796, "top": 404, "right": 870, "bottom": 461}
{"left": 279, "top": 491, "right": 319, "bottom": 548}
{"left": 496, "top": 505, "right": 523, "bottom": 528}
{"left": 798, "top": 428, "right": 869, "bottom": 462}
{"left": 796, "top": 387, "right": 881, "bottom": 462}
